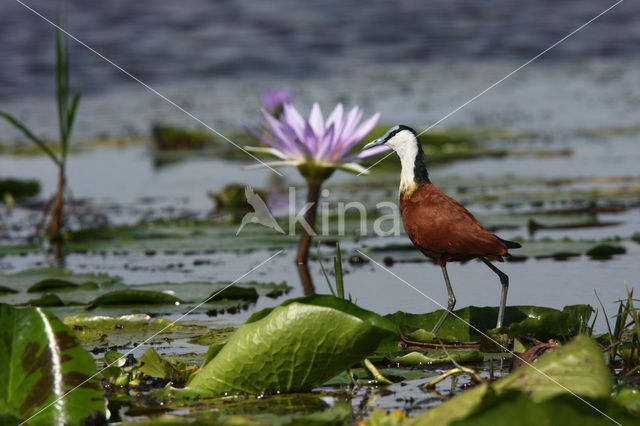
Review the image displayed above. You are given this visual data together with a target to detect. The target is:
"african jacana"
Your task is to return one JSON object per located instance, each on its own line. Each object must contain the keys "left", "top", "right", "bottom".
{"left": 363, "top": 125, "right": 521, "bottom": 333}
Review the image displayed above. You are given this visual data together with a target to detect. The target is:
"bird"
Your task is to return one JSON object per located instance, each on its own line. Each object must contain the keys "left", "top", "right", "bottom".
{"left": 236, "top": 186, "right": 285, "bottom": 236}
{"left": 363, "top": 125, "right": 521, "bottom": 334}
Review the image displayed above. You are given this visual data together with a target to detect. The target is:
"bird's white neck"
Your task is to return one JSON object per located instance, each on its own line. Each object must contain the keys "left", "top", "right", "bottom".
{"left": 380, "top": 126, "right": 430, "bottom": 196}
{"left": 398, "top": 144, "right": 418, "bottom": 194}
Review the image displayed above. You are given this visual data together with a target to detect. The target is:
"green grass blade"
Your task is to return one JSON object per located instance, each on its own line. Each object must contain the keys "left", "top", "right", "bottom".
{"left": 594, "top": 291, "right": 613, "bottom": 343}
{"left": 317, "top": 243, "right": 336, "bottom": 297}
{"left": 64, "top": 90, "right": 82, "bottom": 160}
{"left": 334, "top": 242, "right": 344, "bottom": 300}
{"left": 0, "top": 112, "right": 61, "bottom": 166}
{"left": 55, "top": 26, "right": 68, "bottom": 145}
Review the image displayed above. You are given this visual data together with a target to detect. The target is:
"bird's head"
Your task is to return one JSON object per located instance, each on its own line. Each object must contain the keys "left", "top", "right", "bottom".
{"left": 363, "top": 125, "right": 419, "bottom": 159}
{"left": 363, "top": 125, "right": 429, "bottom": 187}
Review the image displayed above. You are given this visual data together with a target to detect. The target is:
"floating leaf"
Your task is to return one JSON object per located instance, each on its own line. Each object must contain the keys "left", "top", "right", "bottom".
{"left": 19, "top": 293, "right": 66, "bottom": 307}
{"left": 206, "top": 286, "right": 258, "bottom": 302}
{"left": 450, "top": 391, "right": 638, "bottom": 426}
{"left": 0, "top": 286, "right": 19, "bottom": 296}
{"left": 586, "top": 244, "right": 626, "bottom": 260}
{"left": 611, "top": 385, "right": 640, "bottom": 414}
{"left": 187, "top": 327, "right": 235, "bottom": 346}
{"left": 182, "top": 295, "right": 397, "bottom": 395}
{"left": 391, "top": 350, "right": 483, "bottom": 365}
{"left": 62, "top": 314, "right": 205, "bottom": 347}
{"left": 490, "top": 305, "right": 593, "bottom": 340}
{"left": 0, "top": 268, "right": 121, "bottom": 307}
{"left": 408, "top": 335, "right": 611, "bottom": 425}
{"left": 386, "top": 305, "right": 592, "bottom": 343}
{"left": 87, "top": 290, "right": 183, "bottom": 309}
{"left": 0, "top": 304, "right": 106, "bottom": 425}
{"left": 27, "top": 279, "right": 98, "bottom": 293}
{"left": 104, "top": 350, "right": 127, "bottom": 368}
{"left": 323, "top": 367, "right": 436, "bottom": 386}
{"left": 139, "top": 348, "right": 196, "bottom": 385}
{"left": 0, "top": 178, "right": 40, "bottom": 200}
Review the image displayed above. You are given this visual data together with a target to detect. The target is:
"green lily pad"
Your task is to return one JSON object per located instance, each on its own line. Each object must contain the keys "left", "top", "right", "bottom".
{"left": 611, "top": 385, "right": 640, "bottom": 414}
{"left": 586, "top": 244, "right": 627, "bottom": 260}
{"left": 386, "top": 305, "right": 592, "bottom": 343}
{"left": 206, "top": 286, "right": 258, "bottom": 302}
{"left": 138, "top": 348, "right": 196, "bottom": 386}
{"left": 187, "top": 327, "right": 235, "bottom": 346}
{"left": 65, "top": 219, "right": 300, "bottom": 254}
{"left": 0, "top": 178, "right": 40, "bottom": 201}
{"left": 490, "top": 305, "right": 593, "bottom": 339}
{"left": 0, "top": 286, "right": 18, "bottom": 295}
{"left": 87, "top": 290, "right": 183, "bottom": 309}
{"left": 182, "top": 295, "right": 397, "bottom": 395}
{"left": 119, "top": 396, "right": 352, "bottom": 425}
{"left": 450, "top": 391, "right": 639, "bottom": 426}
{"left": 323, "top": 367, "right": 436, "bottom": 386}
{"left": 27, "top": 279, "right": 99, "bottom": 293}
{"left": 0, "top": 304, "right": 106, "bottom": 425}
{"left": 104, "top": 350, "right": 128, "bottom": 368}
{"left": 19, "top": 293, "right": 67, "bottom": 307}
{"left": 408, "top": 335, "right": 611, "bottom": 425}
{"left": 62, "top": 313, "right": 207, "bottom": 347}
{"left": 391, "top": 350, "right": 484, "bottom": 365}
{"left": 0, "top": 268, "right": 119, "bottom": 295}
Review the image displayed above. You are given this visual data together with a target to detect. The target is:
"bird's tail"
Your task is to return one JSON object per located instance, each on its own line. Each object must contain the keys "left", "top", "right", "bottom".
{"left": 499, "top": 237, "right": 522, "bottom": 249}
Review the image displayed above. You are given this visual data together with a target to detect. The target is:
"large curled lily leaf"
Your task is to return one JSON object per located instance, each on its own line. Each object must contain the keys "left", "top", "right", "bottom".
{"left": 385, "top": 305, "right": 592, "bottom": 343}
{"left": 449, "top": 391, "right": 639, "bottom": 426}
{"left": 0, "top": 304, "right": 106, "bottom": 426}
{"left": 407, "top": 335, "right": 611, "bottom": 425}
{"left": 182, "top": 295, "right": 397, "bottom": 395}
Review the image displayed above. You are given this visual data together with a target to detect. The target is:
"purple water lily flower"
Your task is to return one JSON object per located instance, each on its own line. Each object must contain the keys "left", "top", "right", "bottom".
{"left": 261, "top": 89, "right": 292, "bottom": 117}
{"left": 244, "top": 102, "right": 390, "bottom": 177}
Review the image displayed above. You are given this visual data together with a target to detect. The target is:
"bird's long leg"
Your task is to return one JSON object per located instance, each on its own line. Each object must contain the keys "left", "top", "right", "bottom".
{"left": 432, "top": 264, "right": 456, "bottom": 334}
{"left": 480, "top": 257, "right": 509, "bottom": 328}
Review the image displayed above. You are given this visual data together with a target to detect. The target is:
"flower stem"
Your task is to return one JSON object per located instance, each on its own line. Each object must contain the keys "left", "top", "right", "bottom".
{"left": 295, "top": 181, "right": 321, "bottom": 264}
{"left": 46, "top": 167, "right": 65, "bottom": 237}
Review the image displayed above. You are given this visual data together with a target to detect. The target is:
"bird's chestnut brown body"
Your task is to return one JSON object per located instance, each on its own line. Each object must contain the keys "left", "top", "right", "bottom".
{"left": 400, "top": 183, "right": 514, "bottom": 266}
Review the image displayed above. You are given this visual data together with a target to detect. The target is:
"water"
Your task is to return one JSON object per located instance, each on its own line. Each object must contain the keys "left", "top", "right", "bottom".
{"left": 2, "top": 0, "right": 636, "bottom": 99}
{"left": 1, "top": 0, "right": 639, "bottom": 142}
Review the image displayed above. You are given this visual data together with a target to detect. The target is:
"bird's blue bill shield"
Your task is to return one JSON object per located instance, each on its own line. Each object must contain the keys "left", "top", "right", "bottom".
{"left": 362, "top": 137, "right": 385, "bottom": 150}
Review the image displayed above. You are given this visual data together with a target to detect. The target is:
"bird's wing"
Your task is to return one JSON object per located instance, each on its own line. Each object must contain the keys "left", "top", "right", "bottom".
{"left": 402, "top": 186, "right": 507, "bottom": 257}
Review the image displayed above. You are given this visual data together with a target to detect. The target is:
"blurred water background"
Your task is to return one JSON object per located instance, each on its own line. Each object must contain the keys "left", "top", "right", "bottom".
{"left": 1, "top": 0, "right": 638, "bottom": 139}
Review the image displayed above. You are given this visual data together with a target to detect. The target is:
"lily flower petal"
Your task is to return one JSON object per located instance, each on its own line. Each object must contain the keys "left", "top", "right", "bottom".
{"left": 244, "top": 146, "right": 292, "bottom": 160}
{"left": 344, "top": 143, "right": 391, "bottom": 161}
{"left": 340, "top": 112, "right": 381, "bottom": 156}
{"left": 244, "top": 100, "right": 381, "bottom": 177}
{"left": 243, "top": 160, "right": 302, "bottom": 170}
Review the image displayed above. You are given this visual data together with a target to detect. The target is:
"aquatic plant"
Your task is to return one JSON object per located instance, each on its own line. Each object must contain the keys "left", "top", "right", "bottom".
{"left": 0, "top": 27, "right": 81, "bottom": 239}
{"left": 261, "top": 88, "right": 291, "bottom": 117}
{"left": 243, "top": 101, "right": 388, "bottom": 262}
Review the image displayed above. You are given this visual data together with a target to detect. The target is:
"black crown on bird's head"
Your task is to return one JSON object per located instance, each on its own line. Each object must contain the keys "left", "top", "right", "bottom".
{"left": 364, "top": 125, "right": 429, "bottom": 184}
{"left": 366, "top": 124, "right": 417, "bottom": 148}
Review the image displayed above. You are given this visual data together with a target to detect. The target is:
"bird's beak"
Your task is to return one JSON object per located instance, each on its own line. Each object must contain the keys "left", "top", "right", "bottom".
{"left": 362, "top": 137, "right": 385, "bottom": 150}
